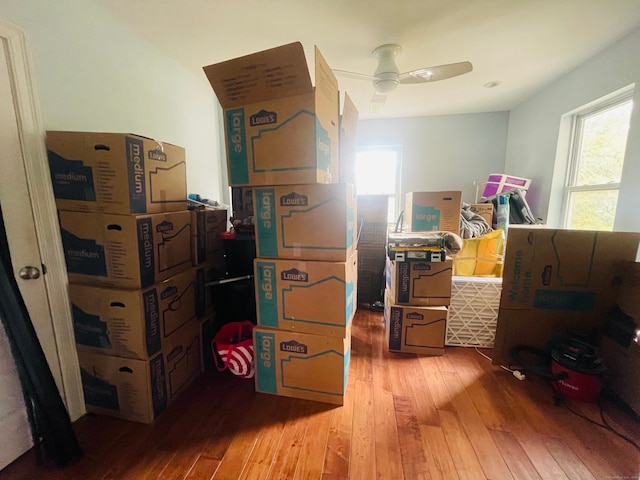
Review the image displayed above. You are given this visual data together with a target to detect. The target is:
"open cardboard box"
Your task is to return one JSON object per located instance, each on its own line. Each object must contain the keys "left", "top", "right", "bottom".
{"left": 203, "top": 42, "right": 339, "bottom": 187}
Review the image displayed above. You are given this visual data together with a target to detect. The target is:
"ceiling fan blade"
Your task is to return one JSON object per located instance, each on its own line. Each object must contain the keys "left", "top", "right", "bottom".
{"left": 333, "top": 69, "right": 377, "bottom": 82}
{"left": 370, "top": 93, "right": 386, "bottom": 113}
{"left": 399, "top": 61, "right": 473, "bottom": 84}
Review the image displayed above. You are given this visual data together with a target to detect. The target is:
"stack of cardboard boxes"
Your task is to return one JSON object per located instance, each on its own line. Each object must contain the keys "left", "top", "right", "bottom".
{"left": 204, "top": 42, "right": 358, "bottom": 405}
{"left": 47, "top": 132, "right": 218, "bottom": 423}
{"left": 384, "top": 191, "right": 462, "bottom": 355}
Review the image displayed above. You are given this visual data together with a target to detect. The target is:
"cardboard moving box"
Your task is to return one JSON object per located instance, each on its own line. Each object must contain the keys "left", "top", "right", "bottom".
{"left": 59, "top": 210, "right": 192, "bottom": 289}
{"left": 254, "top": 326, "right": 351, "bottom": 405}
{"left": 492, "top": 228, "right": 640, "bottom": 365}
{"left": 203, "top": 42, "right": 339, "bottom": 186}
{"left": 78, "top": 320, "right": 201, "bottom": 423}
{"left": 253, "top": 183, "right": 357, "bottom": 261}
{"left": 255, "top": 252, "right": 357, "bottom": 337}
{"left": 190, "top": 207, "right": 227, "bottom": 266}
{"left": 386, "top": 256, "right": 453, "bottom": 306}
{"left": 384, "top": 291, "right": 447, "bottom": 355}
{"left": 46, "top": 131, "right": 187, "bottom": 214}
{"left": 71, "top": 268, "right": 202, "bottom": 359}
{"left": 405, "top": 191, "right": 462, "bottom": 236}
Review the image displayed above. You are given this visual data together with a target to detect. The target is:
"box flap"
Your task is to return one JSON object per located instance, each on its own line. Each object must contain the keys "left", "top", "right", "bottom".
{"left": 203, "top": 42, "right": 313, "bottom": 108}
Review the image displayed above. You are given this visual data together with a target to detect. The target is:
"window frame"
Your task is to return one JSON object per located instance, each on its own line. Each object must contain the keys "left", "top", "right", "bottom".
{"left": 354, "top": 145, "right": 403, "bottom": 225}
{"left": 561, "top": 91, "right": 633, "bottom": 229}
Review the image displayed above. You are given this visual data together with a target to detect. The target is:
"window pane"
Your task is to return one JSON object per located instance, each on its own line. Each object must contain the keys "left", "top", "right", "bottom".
{"left": 566, "top": 189, "right": 618, "bottom": 231}
{"left": 354, "top": 150, "right": 397, "bottom": 195}
{"left": 575, "top": 101, "right": 632, "bottom": 186}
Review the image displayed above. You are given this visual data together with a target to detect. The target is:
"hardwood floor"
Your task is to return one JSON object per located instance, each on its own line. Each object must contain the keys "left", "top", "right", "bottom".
{"left": 2, "top": 308, "right": 639, "bottom": 479}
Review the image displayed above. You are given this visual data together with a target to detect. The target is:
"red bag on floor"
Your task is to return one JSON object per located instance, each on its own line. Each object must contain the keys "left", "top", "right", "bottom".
{"left": 211, "top": 321, "right": 255, "bottom": 379}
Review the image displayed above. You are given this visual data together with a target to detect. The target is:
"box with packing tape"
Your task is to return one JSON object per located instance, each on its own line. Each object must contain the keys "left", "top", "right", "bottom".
{"left": 384, "top": 290, "right": 447, "bottom": 355}
{"left": 405, "top": 191, "right": 462, "bottom": 236}
{"left": 59, "top": 210, "right": 192, "bottom": 289}
{"left": 253, "top": 183, "right": 357, "bottom": 262}
{"left": 203, "top": 42, "right": 339, "bottom": 187}
{"left": 254, "top": 326, "right": 351, "bottom": 405}
{"left": 71, "top": 267, "right": 203, "bottom": 360}
{"left": 78, "top": 319, "right": 201, "bottom": 424}
{"left": 254, "top": 251, "right": 357, "bottom": 337}
{"left": 386, "top": 255, "right": 453, "bottom": 306}
{"left": 190, "top": 207, "right": 227, "bottom": 266}
{"left": 46, "top": 131, "right": 187, "bottom": 215}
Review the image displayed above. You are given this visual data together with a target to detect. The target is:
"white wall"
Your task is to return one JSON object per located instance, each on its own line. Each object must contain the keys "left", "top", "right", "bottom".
{"left": 505, "top": 27, "right": 640, "bottom": 231}
{"left": 356, "top": 112, "right": 509, "bottom": 207}
{"left": 0, "top": 0, "right": 224, "bottom": 203}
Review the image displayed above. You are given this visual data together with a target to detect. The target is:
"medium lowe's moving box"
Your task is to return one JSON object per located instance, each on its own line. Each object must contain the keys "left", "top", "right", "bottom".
{"left": 254, "top": 252, "right": 357, "bottom": 337}
{"left": 190, "top": 207, "right": 227, "bottom": 265}
{"left": 59, "top": 210, "right": 192, "bottom": 289}
{"left": 385, "top": 256, "right": 453, "bottom": 306}
{"left": 405, "top": 191, "right": 462, "bottom": 236}
{"left": 492, "top": 228, "right": 640, "bottom": 365}
{"left": 78, "top": 349, "right": 167, "bottom": 424}
{"left": 254, "top": 326, "right": 351, "bottom": 405}
{"left": 70, "top": 268, "right": 202, "bottom": 359}
{"left": 253, "top": 183, "right": 357, "bottom": 261}
{"left": 384, "top": 291, "right": 447, "bottom": 355}
{"left": 203, "top": 42, "right": 339, "bottom": 186}
{"left": 78, "top": 320, "right": 201, "bottom": 423}
{"left": 46, "top": 131, "right": 187, "bottom": 214}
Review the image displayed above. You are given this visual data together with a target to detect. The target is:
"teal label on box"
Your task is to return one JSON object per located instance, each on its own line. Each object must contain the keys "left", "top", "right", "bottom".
{"left": 412, "top": 205, "right": 440, "bottom": 231}
{"left": 397, "top": 262, "right": 410, "bottom": 303}
{"left": 533, "top": 290, "right": 596, "bottom": 311}
{"left": 255, "top": 331, "right": 277, "bottom": 394}
{"left": 226, "top": 108, "right": 249, "bottom": 184}
{"left": 47, "top": 151, "right": 96, "bottom": 201}
{"left": 256, "top": 188, "right": 277, "bottom": 257}
{"left": 257, "top": 262, "right": 278, "bottom": 327}
{"left": 126, "top": 136, "right": 147, "bottom": 214}
{"left": 136, "top": 218, "right": 155, "bottom": 287}
{"left": 60, "top": 228, "right": 107, "bottom": 277}
{"left": 149, "top": 354, "right": 167, "bottom": 419}
{"left": 315, "top": 117, "right": 331, "bottom": 172}
{"left": 142, "top": 288, "right": 161, "bottom": 356}
{"left": 389, "top": 307, "right": 403, "bottom": 351}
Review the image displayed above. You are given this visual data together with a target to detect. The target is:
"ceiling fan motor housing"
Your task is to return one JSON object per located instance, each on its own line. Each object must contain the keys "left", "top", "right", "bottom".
{"left": 373, "top": 44, "right": 402, "bottom": 94}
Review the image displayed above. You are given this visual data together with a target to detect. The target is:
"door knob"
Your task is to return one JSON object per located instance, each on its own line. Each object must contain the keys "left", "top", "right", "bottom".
{"left": 18, "top": 266, "right": 41, "bottom": 280}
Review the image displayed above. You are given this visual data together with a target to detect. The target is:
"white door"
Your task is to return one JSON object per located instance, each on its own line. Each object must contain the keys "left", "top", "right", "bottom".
{"left": 0, "top": 19, "right": 84, "bottom": 470}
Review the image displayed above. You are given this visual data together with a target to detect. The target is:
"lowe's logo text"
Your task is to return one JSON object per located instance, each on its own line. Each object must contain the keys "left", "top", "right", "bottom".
{"left": 406, "top": 312, "right": 424, "bottom": 320}
{"left": 148, "top": 149, "right": 167, "bottom": 162}
{"left": 281, "top": 268, "right": 308, "bottom": 282}
{"left": 250, "top": 109, "right": 277, "bottom": 126}
{"left": 280, "top": 340, "right": 307, "bottom": 354}
{"left": 280, "top": 192, "right": 308, "bottom": 207}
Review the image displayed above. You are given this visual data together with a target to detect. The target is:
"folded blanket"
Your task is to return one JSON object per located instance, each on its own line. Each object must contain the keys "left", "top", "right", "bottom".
{"left": 460, "top": 203, "right": 491, "bottom": 239}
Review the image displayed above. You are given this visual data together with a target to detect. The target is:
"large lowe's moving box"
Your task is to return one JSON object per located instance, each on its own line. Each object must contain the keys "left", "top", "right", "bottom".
{"left": 254, "top": 252, "right": 357, "bottom": 337}
{"left": 46, "top": 131, "right": 187, "bottom": 214}
{"left": 492, "top": 228, "right": 640, "bottom": 365}
{"left": 78, "top": 320, "right": 201, "bottom": 423}
{"left": 203, "top": 42, "right": 339, "bottom": 186}
{"left": 386, "top": 256, "right": 453, "bottom": 306}
{"left": 254, "top": 326, "right": 351, "bottom": 405}
{"left": 71, "top": 268, "right": 203, "bottom": 359}
{"left": 405, "top": 191, "right": 462, "bottom": 236}
{"left": 384, "top": 291, "right": 447, "bottom": 355}
{"left": 59, "top": 210, "right": 192, "bottom": 289}
{"left": 253, "top": 183, "right": 357, "bottom": 261}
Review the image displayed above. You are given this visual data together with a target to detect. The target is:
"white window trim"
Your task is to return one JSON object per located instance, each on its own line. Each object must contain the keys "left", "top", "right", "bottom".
{"left": 561, "top": 89, "right": 633, "bottom": 229}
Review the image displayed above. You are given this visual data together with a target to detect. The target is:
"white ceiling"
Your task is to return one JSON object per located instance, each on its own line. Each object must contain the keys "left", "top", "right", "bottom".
{"left": 93, "top": 0, "right": 640, "bottom": 120}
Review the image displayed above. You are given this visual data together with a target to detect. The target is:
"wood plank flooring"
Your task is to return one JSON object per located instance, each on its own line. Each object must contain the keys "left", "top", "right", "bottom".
{"left": 2, "top": 308, "right": 638, "bottom": 479}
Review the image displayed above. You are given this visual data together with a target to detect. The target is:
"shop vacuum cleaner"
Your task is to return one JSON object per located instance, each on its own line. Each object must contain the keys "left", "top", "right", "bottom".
{"left": 512, "top": 332, "right": 606, "bottom": 403}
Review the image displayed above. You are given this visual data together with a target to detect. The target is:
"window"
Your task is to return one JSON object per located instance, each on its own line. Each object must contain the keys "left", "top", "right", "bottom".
{"left": 563, "top": 93, "right": 633, "bottom": 230}
{"left": 354, "top": 146, "right": 401, "bottom": 223}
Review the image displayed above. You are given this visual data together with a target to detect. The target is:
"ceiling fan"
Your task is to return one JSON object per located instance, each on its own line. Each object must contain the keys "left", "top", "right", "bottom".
{"left": 333, "top": 44, "right": 473, "bottom": 112}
